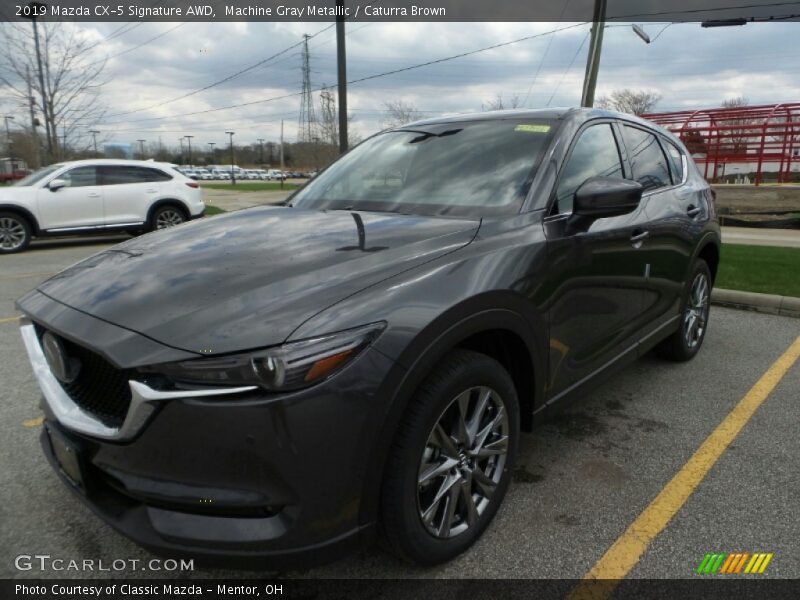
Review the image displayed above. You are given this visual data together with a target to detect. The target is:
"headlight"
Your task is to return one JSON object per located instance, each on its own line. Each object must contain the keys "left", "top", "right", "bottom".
{"left": 143, "top": 322, "right": 385, "bottom": 391}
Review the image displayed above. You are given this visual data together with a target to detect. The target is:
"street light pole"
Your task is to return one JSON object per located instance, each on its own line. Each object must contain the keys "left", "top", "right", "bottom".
{"left": 178, "top": 138, "right": 184, "bottom": 164}
{"left": 89, "top": 129, "right": 100, "bottom": 156}
{"left": 225, "top": 131, "right": 235, "bottom": 185}
{"left": 335, "top": 0, "right": 348, "bottom": 154}
{"left": 257, "top": 138, "right": 265, "bottom": 167}
{"left": 137, "top": 139, "right": 146, "bottom": 158}
{"left": 581, "top": 0, "right": 607, "bottom": 108}
{"left": 185, "top": 135, "right": 194, "bottom": 166}
{"left": 207, "top": 141, "right": 215, "bottom": 163}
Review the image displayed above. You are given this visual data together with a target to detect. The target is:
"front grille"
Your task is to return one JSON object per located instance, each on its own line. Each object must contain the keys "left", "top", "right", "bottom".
{"left": 35, "top": 325, "right": 134, "bottom": 428}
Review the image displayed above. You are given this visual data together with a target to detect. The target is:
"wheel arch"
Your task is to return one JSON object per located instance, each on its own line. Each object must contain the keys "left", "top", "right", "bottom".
{"left": 360, "top": 301, "right": 546, "bottom": 531}
{"left": 0, "top": 204, "right": 40, "bottom": 235}
{"left": 146, "top": 198, "right": 191, "bottom": 224}
{"left": 697, "top": 239, "right": 720, "bottom": 285}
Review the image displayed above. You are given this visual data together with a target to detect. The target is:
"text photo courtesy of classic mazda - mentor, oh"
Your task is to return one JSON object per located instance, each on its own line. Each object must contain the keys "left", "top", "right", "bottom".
{"left": 16, "top": 108, "right": 720, "bottom": 567}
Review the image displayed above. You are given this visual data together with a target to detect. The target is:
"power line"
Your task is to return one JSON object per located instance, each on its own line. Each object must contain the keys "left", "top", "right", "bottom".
{"left": 98, "top": 22, "right": 589, "bottom": 127}
{"left": 104, "top": 25, "right": 334, "bottom": 119}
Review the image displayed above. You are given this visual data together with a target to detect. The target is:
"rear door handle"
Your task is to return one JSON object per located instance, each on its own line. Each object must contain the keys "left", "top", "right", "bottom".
{"left": 687, "top": 205, "right": 702, "bottom": 217}
{"left": 630, "top": 230, "right": 650, "bottom": 245}
{"left": 88, "top": 193, "right": 101, "bottom": 198}
{"left": 146, "top": 188, "right": 157, "bottom": 193}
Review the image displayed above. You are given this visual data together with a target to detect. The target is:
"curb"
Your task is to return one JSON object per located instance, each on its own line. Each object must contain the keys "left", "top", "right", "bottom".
{"left": 712, "top": 288, "right": 800, "bottom": 318}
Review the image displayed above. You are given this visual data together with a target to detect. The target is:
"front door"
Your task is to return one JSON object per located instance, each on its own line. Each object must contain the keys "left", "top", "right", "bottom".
{"left": 37, "top": 166, "right": 104, "bottom": 230}
{"left": 544, "top": 122, "right": 650, "bottom": 398}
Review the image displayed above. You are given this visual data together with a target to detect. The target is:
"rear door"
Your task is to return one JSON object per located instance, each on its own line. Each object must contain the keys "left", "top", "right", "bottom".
{"left": 36, "top": 165, "right": 103, "bottom": 230}
{"left": 544, "top": 121, "right": 652, "bottom": 398}
{"left": 100, "top": 165, "right": 170, "bottom": 225}
{"left": 618, "top": 125, "right": 697, "bottom": 342}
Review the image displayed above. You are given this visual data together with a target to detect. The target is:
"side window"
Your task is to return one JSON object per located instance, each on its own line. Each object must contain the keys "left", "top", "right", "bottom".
{"left": 100, "top": 166, "right": 139, "bottom": 185}
{"left": 621, "top": 126, "right": 671, "bottom": 192}
{"left": 664, "top": 141, "right": 685, "bottom": 184}
{"left": 555, "top": 124, "right": 624, "bottom": 214}
{"left": 61, "top": 166, "right": 97, "bottom": 188}
{"left": 140, "top": 168, "right": 172, "bottom": 182}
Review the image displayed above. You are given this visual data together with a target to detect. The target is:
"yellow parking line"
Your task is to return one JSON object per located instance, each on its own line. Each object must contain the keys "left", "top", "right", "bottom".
{"left": 0, "top": 271, "right": 55, "bottom": 281}
{"left": 0, "top": 315, "right": 20, "bottom": 325}
{"left": 569, "top": 334, "right": 800, "bottom": 599}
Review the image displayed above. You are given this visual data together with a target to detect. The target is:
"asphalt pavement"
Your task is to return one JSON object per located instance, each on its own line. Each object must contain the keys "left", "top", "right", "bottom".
{"left": 1, "top": 238, "right": 798, "bottom": 581}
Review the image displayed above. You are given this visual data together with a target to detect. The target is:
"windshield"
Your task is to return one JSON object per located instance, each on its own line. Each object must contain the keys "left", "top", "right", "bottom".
{"left": 290, "top": 118, "right": 557, "bottom": 217}
{"left": 13, "top": 163, "right": 64, "bottom": 187}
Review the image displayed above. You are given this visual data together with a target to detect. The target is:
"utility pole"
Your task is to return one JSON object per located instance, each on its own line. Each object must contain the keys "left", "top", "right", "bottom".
{"left": 25, "top": 65, "right": 40, "bottom": 168}
{"left": 4, "top": 116, "right": 14, "bottom": 165}
{"left": 279, "top": 120, "right": 285, "bottom": 190}
{"left": 185, "top": 135, "right": 194, "bottom": 166}
{"left": 225, "top": 131, "right": 235, "bottom": 185}
{"left": 137, "top": 139, "right": 146, "bottom": 158}
{"left": 61, "top": 124, "right": 67, "bottom": 159}
{"left": 581, "top": 0, "right": 607, "bottom": 108}
{"left": 24, "top": 3, "right": 53, "bottom": 160}
{"left": 336, "top": 0, "right": 348, "bottom": 154}
{"left": 257, "top": 138, "right": 265, "bottom": 167}
{"left": 89, "top": 129, "right": 99, "bottom": 156}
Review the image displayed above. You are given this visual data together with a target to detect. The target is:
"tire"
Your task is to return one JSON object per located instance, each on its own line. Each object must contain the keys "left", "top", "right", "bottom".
{"left": 656, "top": 259, "right": 712, "bottom": 362}
{"left": 0, "top": 212, "right": 32, "bottom": 254}
{"left": 380, "top": 349, "right": 519, "bottom": 565}
{"left": 149, "top": 204, "right": 186, "bottom": 231}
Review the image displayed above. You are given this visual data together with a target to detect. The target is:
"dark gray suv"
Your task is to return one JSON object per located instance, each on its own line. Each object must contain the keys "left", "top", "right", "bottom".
{"left": 18, "top": 108, "right": 720, "bottom": 567}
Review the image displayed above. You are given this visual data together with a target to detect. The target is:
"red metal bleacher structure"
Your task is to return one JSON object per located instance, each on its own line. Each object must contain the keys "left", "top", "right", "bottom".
{"left": 643, "top": 103, "right": 800, "bottom": 185}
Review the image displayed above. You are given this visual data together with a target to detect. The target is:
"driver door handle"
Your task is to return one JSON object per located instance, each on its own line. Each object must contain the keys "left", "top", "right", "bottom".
{"left": 630, "top": 230, "right": 650, "bottom": 244}
{"left": 687, "top": 205, "right": 702, "bottom": 217}
{"left": 88, "top": 193, "right": 100, "bottom": 198}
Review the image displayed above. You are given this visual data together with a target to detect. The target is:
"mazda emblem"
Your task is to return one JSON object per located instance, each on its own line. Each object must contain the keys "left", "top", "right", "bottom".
{"left": 41, "top": 331, "right": 79, "bottom": 384}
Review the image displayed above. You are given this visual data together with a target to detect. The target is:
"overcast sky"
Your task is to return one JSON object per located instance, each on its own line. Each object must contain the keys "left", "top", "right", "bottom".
{"left": 3, "top": 20, "right": 799, "bottom": 149}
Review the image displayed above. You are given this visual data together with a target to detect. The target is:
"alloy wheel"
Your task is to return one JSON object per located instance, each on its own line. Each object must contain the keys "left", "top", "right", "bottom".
{"left": 155, "top": 209, "right": 184, "bottom": 229}
{"left": 417, "top": 386, "right": 509, "bottom": 539}
{"left": 683, "top": 272, "right": 709, "bottom": 349}
{"left": 0, "top": 217, "right": 26, "bottom": 250}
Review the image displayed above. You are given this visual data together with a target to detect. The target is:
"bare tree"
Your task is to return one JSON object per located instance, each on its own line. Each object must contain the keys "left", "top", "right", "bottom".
{"left": 383, "top": 100, "right": 424, "bottom": 128}
{"left": 482, "top": 94, "right": 521, "bottom": 112}
{"left": 0, "top": 22, "right": 107, "bottom": 164}
{"left": 597, "top": 89, "right": 661, "bottom": 115}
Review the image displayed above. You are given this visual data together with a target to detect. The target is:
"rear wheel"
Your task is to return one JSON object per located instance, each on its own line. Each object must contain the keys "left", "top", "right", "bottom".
{"left": 381, "top": 349, "right": 519, "bottom": 565}
{"left": 0, "top": 212, "right": 32, "bottom": 254}
{"left": 657, "top": 259, "right": 711, "bottom": 361}
{"left": 150, "top": 205, "right": 186, "bottom": 231}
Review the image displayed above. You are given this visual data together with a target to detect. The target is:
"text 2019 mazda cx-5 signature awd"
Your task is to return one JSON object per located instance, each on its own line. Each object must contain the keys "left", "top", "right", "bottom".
{"left": 18, "top": 108, "right": 719, "bottom": 567}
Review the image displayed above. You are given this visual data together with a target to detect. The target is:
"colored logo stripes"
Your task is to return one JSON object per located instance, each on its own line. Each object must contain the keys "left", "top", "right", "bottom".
{"left": 696, "top": 552, "right": 773, "bottom": 574}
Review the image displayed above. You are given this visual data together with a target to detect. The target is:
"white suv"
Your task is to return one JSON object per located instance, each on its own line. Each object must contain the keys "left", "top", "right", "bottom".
{"left": 0, "top": 159, "right": 205, "bottom": 253}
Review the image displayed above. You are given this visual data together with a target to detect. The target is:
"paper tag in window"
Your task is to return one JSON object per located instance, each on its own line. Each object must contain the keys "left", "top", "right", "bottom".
{"left": 515, "top": 124, "right": 551, "bottom": 133}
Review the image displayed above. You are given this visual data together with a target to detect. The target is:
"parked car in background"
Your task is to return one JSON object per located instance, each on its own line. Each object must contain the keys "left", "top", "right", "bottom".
{"left": 1, "top": 157, "right": 30, "bottom": 183}
{"left": 266, "top": 169, "right": 286, "bottom": 181}
{"left": 0, "top": 158, "right": 204, "bottom": 253}
{"left": 16, "top": 109, "right": 719, "bottom": 566}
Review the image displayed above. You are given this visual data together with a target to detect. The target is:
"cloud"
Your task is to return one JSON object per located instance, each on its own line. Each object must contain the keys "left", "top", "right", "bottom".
{"left": 3, "top": 20, "right": 797, "bottom": 148}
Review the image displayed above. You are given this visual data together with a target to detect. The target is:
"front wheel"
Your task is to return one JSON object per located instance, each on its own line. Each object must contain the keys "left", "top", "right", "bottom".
{"left": 657, "top": 259, "right": 711, "bottom": 361}
{"left": 0, "top": 212, "right": 32, "bottom": 254}
{"left": 381, "top": 349, "right": 519, "bottom": 565}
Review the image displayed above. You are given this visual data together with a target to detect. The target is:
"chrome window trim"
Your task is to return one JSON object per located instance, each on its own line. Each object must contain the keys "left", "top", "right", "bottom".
{"left": 19, "top": 319, "right": 256, "bottom": 441}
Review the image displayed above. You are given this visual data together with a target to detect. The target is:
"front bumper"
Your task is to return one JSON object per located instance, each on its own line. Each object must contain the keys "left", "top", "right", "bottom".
{"left": 20, "top": 297, "right": 399, "bottom": 567}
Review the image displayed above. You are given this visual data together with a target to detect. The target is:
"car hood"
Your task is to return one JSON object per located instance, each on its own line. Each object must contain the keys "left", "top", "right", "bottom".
{"left": 34, "top": 206, "right": 479, "bottom": 355}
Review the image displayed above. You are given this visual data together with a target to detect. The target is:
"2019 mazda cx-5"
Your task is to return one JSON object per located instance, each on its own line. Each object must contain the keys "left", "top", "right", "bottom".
{"left": 17, "top": 108, "right": 720, "bottom": 568}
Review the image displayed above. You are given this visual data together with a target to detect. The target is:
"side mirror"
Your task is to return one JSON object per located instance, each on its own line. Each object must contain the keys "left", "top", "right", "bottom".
{"left": 568, "top": 176, "right": 643, "bottom": 232}
{"left": 48, "top": 178, "right": 68, "bottom": 191}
